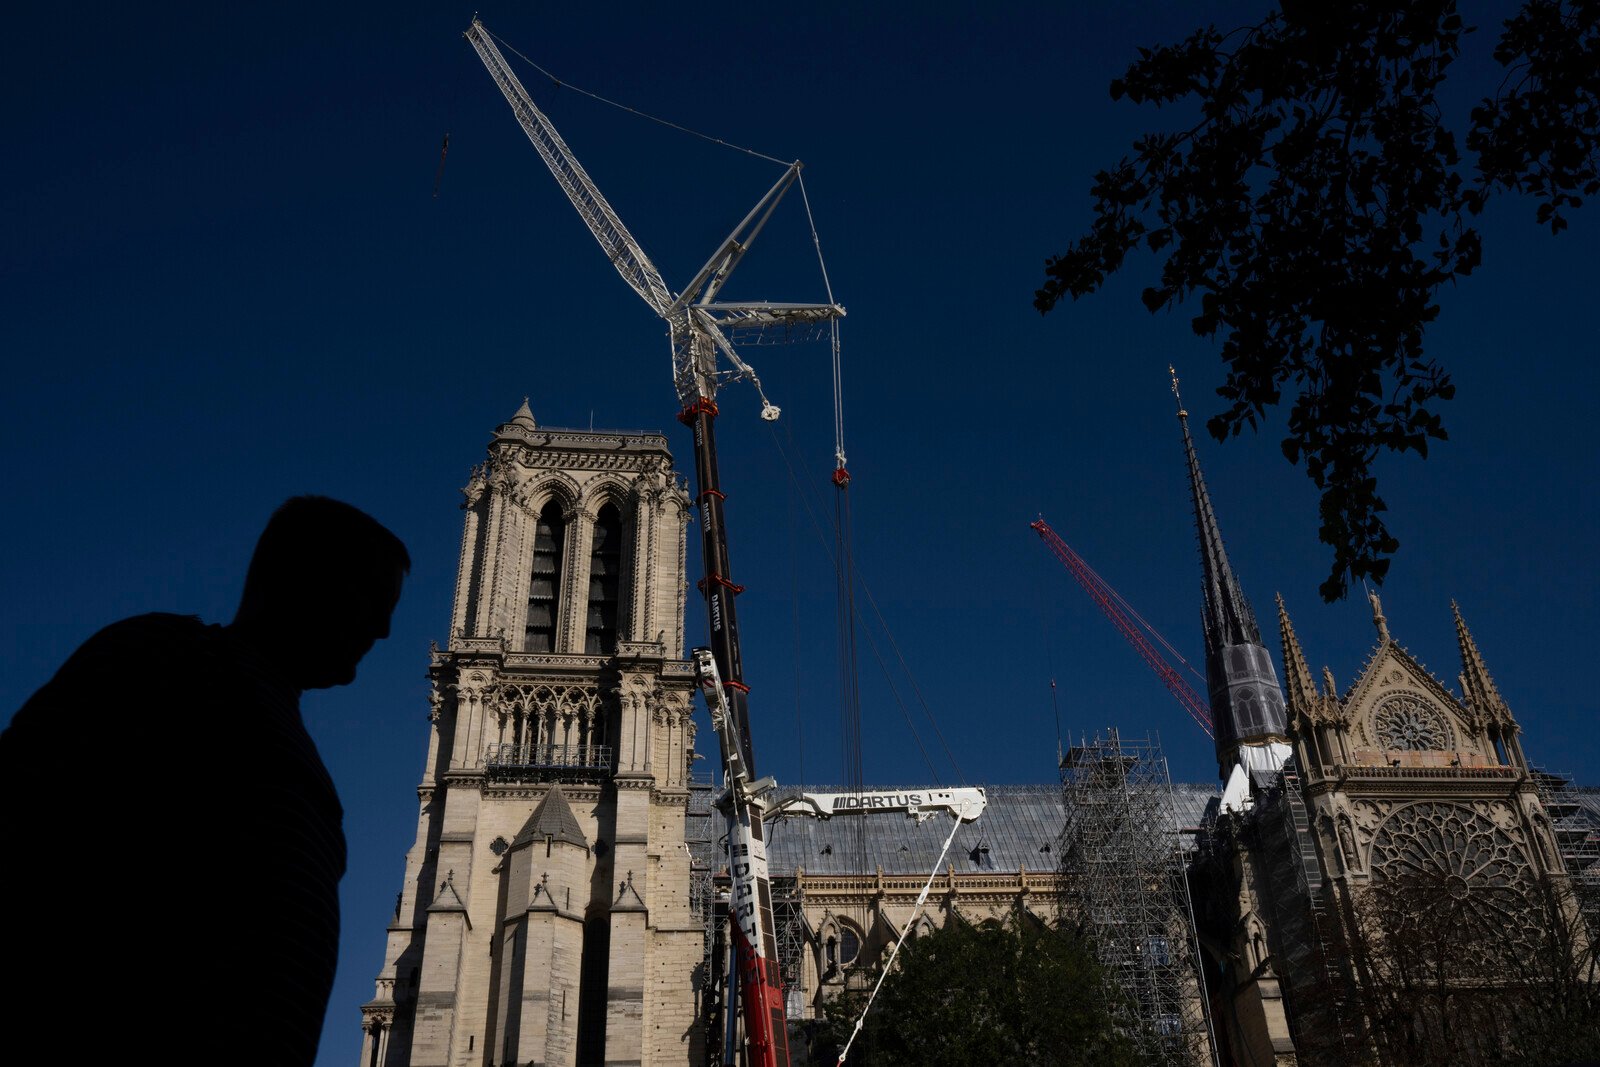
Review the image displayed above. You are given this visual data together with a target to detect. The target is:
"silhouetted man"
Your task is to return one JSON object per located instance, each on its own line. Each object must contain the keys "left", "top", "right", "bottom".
{"left": 0, "top": 495, "right": 408, "bottom": 1065}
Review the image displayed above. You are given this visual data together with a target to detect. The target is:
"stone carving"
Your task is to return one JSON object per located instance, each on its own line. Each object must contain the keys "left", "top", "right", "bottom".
{"left": 490, "top": 681, "right": 605, "bottom": 748}
{"left": 461, "top": 462, "right": 489, "bottom": 508}
{"left": 1372, "top": 693, "right": 1453, "bottom": 751}
{"left": 1366, "top": 801, "right": 1543, "bottom": 970}
{"left": 1349, "top": 799, "right": 1391, "bottom": 857}
{"left": 1337, "top": 813, "right": 1358, "bottom": 872}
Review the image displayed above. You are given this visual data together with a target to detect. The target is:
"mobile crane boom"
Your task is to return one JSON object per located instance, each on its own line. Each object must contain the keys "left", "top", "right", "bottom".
{"left": 766, "top": 787, "right": 987, "bottom": 822}
{"left": 467, "top": 21, "right": 843, "bottom": 1066}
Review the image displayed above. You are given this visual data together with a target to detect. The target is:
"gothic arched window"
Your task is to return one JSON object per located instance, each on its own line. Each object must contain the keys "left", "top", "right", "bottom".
{"left": 1236, "top": 685, "right": 1263, "bottom": 732}
{"left": 838, "top": 926, "right": 861, "bottom": 967}
{"left": 525, "top": 501, "right": 565, "bottom": 653}
{"left": 586, "top": 503, "right": 623, "bottom": 654}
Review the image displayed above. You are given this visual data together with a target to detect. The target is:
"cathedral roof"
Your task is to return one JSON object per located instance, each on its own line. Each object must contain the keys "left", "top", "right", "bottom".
{"left": 708, "top": 783, "right": 1220, "bottom": 878}
{"left": 514, "top": 784, "right": 588, "bottom": 850}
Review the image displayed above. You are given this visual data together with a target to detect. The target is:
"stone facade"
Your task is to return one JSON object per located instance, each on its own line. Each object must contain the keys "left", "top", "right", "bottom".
{"left": 1176, "top": 403, "right": 1583, "bottom": 1066}
{"left": 360, "top": 401, "right": 705, "bottom": 1067}
{"left": 1193, "top": 595, "right": 1581, "bottom": 1067}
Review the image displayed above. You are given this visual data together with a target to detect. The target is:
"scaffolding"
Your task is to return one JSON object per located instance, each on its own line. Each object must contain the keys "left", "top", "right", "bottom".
{"left": 1258, "top": 770, "right": 1359, "bottom": 1066}
{"left": 1059, "top": 730, "right": 1215, "bottom": 1067}
{"left": 1533, "top": 769, "right": 1600, "bottom": 935}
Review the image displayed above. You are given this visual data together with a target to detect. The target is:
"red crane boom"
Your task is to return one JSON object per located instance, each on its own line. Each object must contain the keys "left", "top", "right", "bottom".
{"left": 1031, "top": 518, "right": 1214, "bottom": 739}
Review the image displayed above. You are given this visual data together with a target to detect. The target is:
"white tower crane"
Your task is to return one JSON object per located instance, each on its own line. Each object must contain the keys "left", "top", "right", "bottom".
{"left": 466, "top": 20, "right": 844, "bottom": 1067}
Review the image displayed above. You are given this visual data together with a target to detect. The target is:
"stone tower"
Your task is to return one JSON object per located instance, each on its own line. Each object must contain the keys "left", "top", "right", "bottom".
{"left": 360, "top": 400, "right": 706, "bottom": 1067}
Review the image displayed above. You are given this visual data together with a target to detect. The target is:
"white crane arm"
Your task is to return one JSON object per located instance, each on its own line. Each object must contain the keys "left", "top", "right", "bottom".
{"left": 698, "top": 302, "right": 845, "bottom": 328}
{"left": 767, "top": 787, "right": 986, "bottom": 823}
{"left": 466, "top": 20, "right": 675, "bottom": 318}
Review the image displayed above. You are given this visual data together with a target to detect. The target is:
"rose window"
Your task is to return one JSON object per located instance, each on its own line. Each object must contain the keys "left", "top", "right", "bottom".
{"left": 1367, "top": 802, "right": 1542, "bottom": 970}
{"left": 1372, "top": 694, "right": 1452, "bottom": 751}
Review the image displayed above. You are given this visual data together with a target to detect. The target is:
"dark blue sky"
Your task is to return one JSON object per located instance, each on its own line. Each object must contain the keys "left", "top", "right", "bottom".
{"left": 3, "top": 4, "right": 1594, "bottom": 1063}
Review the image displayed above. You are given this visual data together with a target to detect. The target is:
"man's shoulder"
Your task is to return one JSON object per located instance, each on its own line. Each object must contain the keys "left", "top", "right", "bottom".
{"left": 11, "top": 614, "right": 220, "bottom": 716}
{"left": 63, "top": 612, "right": 221, "bottom": 676}
{"left": 86, "top": 611, "right": 213, "bottom": 646}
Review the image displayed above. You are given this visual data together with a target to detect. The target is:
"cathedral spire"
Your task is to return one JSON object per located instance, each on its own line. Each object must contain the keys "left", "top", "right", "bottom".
{"left": 1171, "top": 367, "right": 1261, "bottom": 658}
{"left": 1276, "top": 594, "right": 1318, "bottom": 719}
{"left": 1170, "top": 367, "right": 1288, "bottom": 778}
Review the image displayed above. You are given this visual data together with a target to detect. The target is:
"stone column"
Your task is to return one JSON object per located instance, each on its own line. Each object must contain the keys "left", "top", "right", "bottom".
{"left": 564, "top": 506, "right": 593, "bottom": 654}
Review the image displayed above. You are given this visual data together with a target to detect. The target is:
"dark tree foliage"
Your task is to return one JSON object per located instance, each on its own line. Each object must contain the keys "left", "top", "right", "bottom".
{"left": 810, "top": 915, "right": 1137, "bottom": 1067}
{"left": 1036, "top": 1, "right": 1600, "bottom": 600}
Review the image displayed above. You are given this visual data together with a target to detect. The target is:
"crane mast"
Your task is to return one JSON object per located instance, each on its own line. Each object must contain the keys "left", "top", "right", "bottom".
{"left": 466, "top": 20, "right": 844, "bottom": 1067}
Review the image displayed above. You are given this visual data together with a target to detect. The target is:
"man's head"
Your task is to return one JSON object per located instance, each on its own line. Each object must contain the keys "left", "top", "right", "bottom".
{"left": 233, "top": 496, "right": 410, "bottom": 689}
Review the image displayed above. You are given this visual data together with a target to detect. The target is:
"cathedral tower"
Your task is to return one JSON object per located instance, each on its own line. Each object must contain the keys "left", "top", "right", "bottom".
{"left": 359, "top": 401, "right": 705, "bottom": 1067}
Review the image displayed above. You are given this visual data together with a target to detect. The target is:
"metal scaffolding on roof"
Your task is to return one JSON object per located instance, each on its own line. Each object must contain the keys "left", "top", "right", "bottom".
{"left": 1058, "top": 730, "right": 1216, "bottom": 1067}
{"left": 1533, "top": 769, "right": 1600, "bottom": 934}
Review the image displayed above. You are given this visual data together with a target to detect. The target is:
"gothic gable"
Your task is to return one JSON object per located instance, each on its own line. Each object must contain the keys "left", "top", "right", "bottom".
{"left": 1340, "top": 644, "right": 1491, "bottom": 763}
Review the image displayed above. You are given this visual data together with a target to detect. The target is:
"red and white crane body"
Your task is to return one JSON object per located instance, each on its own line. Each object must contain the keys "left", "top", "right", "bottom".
{"left": 466, "top": 20, "right": 843, "bottom": 1067}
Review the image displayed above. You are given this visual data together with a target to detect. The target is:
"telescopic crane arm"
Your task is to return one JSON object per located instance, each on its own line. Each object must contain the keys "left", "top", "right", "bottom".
{"left": 766, "top": 787, "right": 987, "bottom": 823}
{"left": 465, "top": 20, "right": 673, "bottom": 317}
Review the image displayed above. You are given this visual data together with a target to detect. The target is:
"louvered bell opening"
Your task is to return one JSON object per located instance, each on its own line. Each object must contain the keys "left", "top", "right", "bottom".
{"left": 525, "top": 502, "right": 564, "bottom": 653}
{"left": 585, "top": 503, "right": 622, "bottom": 655}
